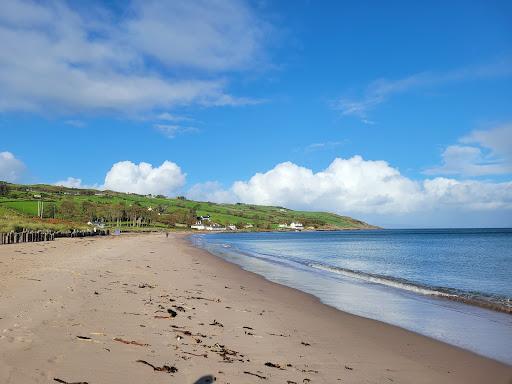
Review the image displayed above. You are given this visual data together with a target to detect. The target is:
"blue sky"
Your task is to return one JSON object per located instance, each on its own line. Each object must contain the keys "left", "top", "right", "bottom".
{"left": 0, "top": 0, "right": 511, "bottom": 227}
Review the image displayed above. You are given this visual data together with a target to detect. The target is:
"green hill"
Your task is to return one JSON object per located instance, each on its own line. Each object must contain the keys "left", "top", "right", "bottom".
{"left": 0, "top": 181, "right": 378, "bottom": 232}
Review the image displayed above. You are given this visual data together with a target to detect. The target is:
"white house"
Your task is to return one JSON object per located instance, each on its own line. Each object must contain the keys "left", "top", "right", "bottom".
{"left": 206, "top": 225, "right": 226, "bottom": 231}
{"left": 278, "top": 222, "right": 304, "bottom": 230}
{"left": 191, "top": 223, "right": 205, "bottom": 230}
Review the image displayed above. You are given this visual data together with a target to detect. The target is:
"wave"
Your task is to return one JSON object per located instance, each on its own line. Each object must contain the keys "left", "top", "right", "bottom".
{"left": 191, "top": 234, "right": 512, "bottom": 315}
{"left": 308, "top": 262, "right": 512, "bottom": 314}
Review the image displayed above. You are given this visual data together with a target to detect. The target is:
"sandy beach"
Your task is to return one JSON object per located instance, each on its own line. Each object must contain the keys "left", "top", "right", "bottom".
{"left": 0, "top": 233, "right": 510, "bottom": 384}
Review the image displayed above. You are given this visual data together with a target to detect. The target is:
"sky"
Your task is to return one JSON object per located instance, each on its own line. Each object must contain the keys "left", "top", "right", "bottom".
{"left": 0, "top": 0, "right": 511, "bottom": 228}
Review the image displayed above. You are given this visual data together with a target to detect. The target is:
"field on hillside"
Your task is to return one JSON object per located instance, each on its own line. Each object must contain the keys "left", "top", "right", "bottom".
{"left": 0, "top": 182, "right": 377, "bottom": 232}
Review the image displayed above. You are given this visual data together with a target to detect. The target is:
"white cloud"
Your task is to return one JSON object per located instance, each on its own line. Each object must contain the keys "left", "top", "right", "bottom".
{"left": 54, "top": 177, "right": 83, "bottom": 188}
{"left": 187, "top": 156, "right": 512, "bottom": 226}
{"left": 124, "top": 0, "right": 267, "bottom": 71}
{"left": 333, "top": 60, "right": 512, "bottom": 119}
{"left": 230, "top": 157, "right": 423, "bottom": 214}
{"left": 53, "top": 176, "right": 101, "bottom": 189}
{"left": 0, "top": 0, "right": 267, "bottom": 115}
{"left": 303, "top": 141, "right": 344, "bottom": 152}
{"left": 0, "top": 151, "right": 25, "bottom": 182}
{"left": 188, "top": 181, "right": 236, "bottom": 203}
{"left": 426, "top": 124, "right": 512, "bottom": 176}
{"left": 103, "top": 160, "right": 186, "bottom": 196}
{"left": 461, "top": 124, "right": 512, "bottom": 163}
{"left": 154, "top": 124, "right": 198, "bottom": 139}
{"left": 157, "top": 112, "right": 194, "bottom": 122}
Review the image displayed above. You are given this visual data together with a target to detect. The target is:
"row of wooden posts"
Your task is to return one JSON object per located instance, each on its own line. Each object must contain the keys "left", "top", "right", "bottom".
{"left": 0, "top": 229, "right": 110, "bottom": 245}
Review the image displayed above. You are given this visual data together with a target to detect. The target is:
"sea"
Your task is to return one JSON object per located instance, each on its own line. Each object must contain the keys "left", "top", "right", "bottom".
{"left": 191, "top": 229, "right": 512, "bottom": 364}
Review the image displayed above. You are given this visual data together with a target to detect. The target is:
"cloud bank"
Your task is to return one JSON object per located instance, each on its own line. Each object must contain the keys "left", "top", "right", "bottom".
{"left": 188, "top": 155, "right": 512, "bottom": 226}
{"left": 0, "top": 0, "right": 267, "bottom": 115}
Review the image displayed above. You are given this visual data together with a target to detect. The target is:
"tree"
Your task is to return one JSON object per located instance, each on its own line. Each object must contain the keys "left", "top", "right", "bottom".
{"left": 81, "top": 201, "right": 97, "bottom": 221}
{"left": 58, "top": 200, "right": 78, "bottom": 220}
{"left": 0, "top": 182, "right": 9, "bottom": 196}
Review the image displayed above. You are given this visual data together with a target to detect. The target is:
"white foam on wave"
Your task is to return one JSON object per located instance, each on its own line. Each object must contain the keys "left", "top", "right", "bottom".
{"left": 309, "top": 263, "right": 458, "bottom": 298}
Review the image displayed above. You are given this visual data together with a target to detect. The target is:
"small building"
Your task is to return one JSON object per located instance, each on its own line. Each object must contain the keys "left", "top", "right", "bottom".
{"left": 227, "top": 225, "right": 237, "bottom": 231}
{"left": 278, "top": 222, "right": 304, "bottom": 230}
{"left": 289, "top": 222, "right": 303, "bottom": 230}
{"left": 191, "top": 224, "right": 205, "bottom": 230}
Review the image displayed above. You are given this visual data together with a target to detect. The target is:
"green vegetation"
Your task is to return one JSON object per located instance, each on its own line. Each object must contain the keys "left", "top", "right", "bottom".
{"left": 0, "top": 181, "right": 377, "bottom": 232}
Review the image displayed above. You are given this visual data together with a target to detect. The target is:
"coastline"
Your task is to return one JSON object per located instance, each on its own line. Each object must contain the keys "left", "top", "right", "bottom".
{"left": 192, "top": 229, "right": 512, "bottom": 315}
{"left": 0, "top": 233, "right": 510, "bottom": 383}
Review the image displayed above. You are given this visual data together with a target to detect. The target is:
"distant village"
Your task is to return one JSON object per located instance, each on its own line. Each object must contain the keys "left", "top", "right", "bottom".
{"left": 190, "top": 215, "right": 304, "bottom": 232}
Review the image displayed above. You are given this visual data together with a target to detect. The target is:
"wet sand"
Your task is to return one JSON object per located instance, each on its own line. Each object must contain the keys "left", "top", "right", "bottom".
{"left": 0, "top": 233, "right": 510, "bottom": 383}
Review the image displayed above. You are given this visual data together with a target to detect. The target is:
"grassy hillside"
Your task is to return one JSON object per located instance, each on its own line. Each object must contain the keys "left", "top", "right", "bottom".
{"left": 0, "top": 182, "right": 377, "bottom": 232}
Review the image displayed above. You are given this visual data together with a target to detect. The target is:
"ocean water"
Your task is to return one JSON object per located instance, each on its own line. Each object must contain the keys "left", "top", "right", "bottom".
{"left": 191, "top": 229, "right": 512, "bottom": 364}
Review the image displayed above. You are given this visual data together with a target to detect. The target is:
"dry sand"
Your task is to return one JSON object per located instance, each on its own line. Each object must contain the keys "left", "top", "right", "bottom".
{"left": 0, "top": 233, "right": 510, "bottom": 384}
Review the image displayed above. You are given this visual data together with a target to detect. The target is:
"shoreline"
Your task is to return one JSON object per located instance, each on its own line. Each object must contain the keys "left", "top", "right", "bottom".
{"left": 189, "top": 233, "right": 512, "bottom": 362}
{"left": 190, "top": 229, "right": 512, "bottom": 315}
{"left": 0, "top": 233, "right": 510, "bottom": 383}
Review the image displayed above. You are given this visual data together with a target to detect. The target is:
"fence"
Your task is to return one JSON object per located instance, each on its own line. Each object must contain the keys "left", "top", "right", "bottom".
{"left": 0, "top": 229, "right": 110, "bottom": 245}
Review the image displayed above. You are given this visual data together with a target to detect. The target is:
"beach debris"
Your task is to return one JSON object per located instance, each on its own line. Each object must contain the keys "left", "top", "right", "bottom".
{"left": 167, "top": 308, "right": 178, "bottom": 317}
{"left": 243, "top": 371, "right": 266, "bottom": 380}
{"left": 183, "top": 351, "right": 208, "bottom": 358}
{"left": 344, "top": 365, "right": 353, "bottom": 370}
{"left": 243, "top": 326, "right": 254, "bottom": 330}
{"left": 189, "top": 296, "right": 220, "bottom": 302}
{"left": 268, "top": 332, "right": 289, "bottom": 337}
{"left": 173, "top": 305, "right": 186, "bottom": 312}
{"left": 303, "top": 379, "right": 311, "bottom": 383}
{"left": 113, "top": 337, "right": 149, "bottom": 347}
{"left": 76, "top": 336, "right": 92, "bottom": 340}
{"left": 209, "top": 320, "right": 223, "bottom": 327}
{"left": 210, "top": 343, "right": 244, "bottom": 362}
{"left": 286, "top": 381, "right": 298, "bottom": 384}
{"left": 138, "top": 283, "right": 155, "bottom": 289}
{"left": 301, "top": 341, "right": 311, "bottom": 346}
{"left": 53, "top": 378, "right": 87, "bottom": 384}
{"left": 53, "top": 378, "right": 88, "bottom": 384}
{"left": 136, "top": 359, "right": 178, "bottom": 373}
{"left": 265, "top": 362, "right": 285, "bottom": 370}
